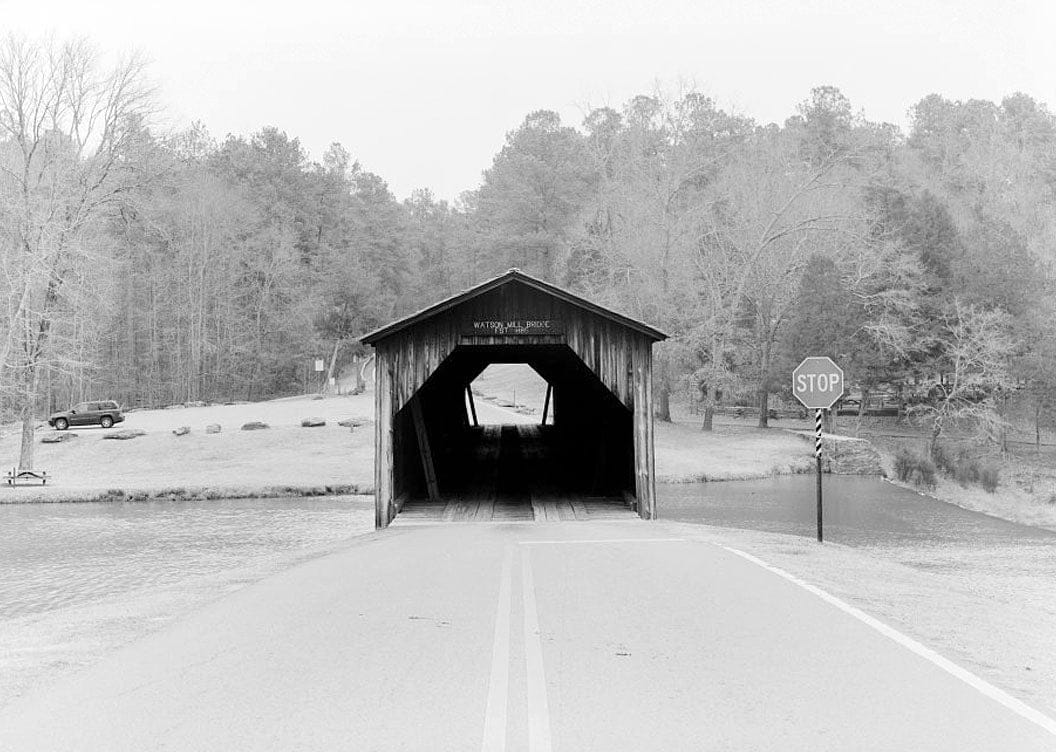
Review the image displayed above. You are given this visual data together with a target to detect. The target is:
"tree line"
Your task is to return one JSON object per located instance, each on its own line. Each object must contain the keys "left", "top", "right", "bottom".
{"left": 3, "top": 37, "right": 1055, "bottom": 470}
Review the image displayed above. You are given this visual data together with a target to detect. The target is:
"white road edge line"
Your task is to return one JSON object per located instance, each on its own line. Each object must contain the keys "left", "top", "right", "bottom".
{"left": 481, "top": 546, "right": 513, "bottom": 752}
{"left": 522, "top": 546, "right": 553, "bottom": 752}
{"left": 719, "top": 544, "right": 1056, "bottom": 739}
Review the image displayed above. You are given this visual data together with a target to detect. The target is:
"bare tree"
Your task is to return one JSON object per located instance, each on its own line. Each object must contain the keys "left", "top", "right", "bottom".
{"left": 913, "top": 299, "right": 1018, "bottom": 452}
{"left": 692, "top": 135, "right": 863, "bottom": 429}
{"left": 573, "top": 88, "right": 748, "bottom": 423}
{"left": 0, "top": 36, "right": 154, "bottom": 471}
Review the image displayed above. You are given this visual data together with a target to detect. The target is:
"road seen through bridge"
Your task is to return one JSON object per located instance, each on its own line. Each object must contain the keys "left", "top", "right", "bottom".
{"left": 3, "top": 519, "right": 1054, "bottom": 751}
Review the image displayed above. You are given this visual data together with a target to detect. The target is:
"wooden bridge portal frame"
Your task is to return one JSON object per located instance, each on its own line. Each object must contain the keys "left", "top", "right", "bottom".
{"left": 361, "top": 269, "right": 667, "bottom": 529}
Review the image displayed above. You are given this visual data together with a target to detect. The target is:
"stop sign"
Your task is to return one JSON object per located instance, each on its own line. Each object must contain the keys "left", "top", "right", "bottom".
{"left": 792, "top": 357, "right": 845, "bottom": 409}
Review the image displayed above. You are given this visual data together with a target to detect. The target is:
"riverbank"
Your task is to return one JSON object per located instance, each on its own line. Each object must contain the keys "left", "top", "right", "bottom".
{"left": 876, "top": 452, "right": 1056, "bottom": 534}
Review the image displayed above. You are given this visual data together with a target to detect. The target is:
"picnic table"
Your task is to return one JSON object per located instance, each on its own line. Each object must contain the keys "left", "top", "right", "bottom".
{"left": 5, "top": 468, "right": 47, "bottom": 485}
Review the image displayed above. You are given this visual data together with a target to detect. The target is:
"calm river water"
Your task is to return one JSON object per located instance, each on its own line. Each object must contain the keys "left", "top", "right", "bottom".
{"left": 0, "top": 496, "right": 375, "bottom": 619}
{"left": 658, "top": 475, "right": 1056, "bottom": 547}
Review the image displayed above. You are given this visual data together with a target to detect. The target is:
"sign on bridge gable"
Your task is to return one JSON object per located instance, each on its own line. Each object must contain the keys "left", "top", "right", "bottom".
{"left": 462, "top": 319, "right": 565, "bottom": 336}
{"left": 792, "top": 356, "right": 845, "bottom": 410}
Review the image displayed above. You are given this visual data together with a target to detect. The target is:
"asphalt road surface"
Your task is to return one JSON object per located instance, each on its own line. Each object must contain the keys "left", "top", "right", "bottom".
{"left": 2, "top": 521, "right": 1053, "bottom": 751}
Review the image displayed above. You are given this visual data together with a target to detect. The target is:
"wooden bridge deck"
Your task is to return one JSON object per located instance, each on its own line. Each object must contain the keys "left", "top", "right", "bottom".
{"left": 393, "top": 495, "right": 637, "bottom": 525}
{"left": 392, "top": 424, "right": 638, "bottom": 526}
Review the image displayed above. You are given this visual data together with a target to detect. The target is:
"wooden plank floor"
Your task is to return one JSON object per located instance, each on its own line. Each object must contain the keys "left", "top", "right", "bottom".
{"left": 392, "top": 424, "right": 637, "bottom": 526}
{"left": 394, "top": 493, "right": 636, "bottom": 525}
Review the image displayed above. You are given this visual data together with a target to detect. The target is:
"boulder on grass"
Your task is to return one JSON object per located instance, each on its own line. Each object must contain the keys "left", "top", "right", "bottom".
{"left": 301, "top": 417, "right": 326, "bottom": 427}
{"left": 42, "top": 432, "right": 78, "bottom": 444}
{"left": 173, "top": 426, "right": 191, "bottom": 436}
{"left": 206, "top": 424, "right": 222, "bottom": 434}
{"left": 104, "top": 429, "right": 146, "bottom": 440}
{"left": 241, "top": 421, "right": 269, "bottom": 431}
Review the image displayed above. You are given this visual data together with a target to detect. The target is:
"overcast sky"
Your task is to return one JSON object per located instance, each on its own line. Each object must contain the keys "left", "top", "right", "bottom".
{"left": 3, "top": 0, "right": 1053, "bottom": 201}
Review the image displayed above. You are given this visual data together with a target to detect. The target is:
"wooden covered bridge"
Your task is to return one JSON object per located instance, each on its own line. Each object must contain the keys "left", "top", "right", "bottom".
{"left": 361, "top": 269, "right": 666, "bottom": 528}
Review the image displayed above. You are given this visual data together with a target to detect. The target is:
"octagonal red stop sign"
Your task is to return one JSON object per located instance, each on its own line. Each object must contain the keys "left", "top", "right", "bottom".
{"left": 792, "top": 357, "right": 845, "bottom": 409}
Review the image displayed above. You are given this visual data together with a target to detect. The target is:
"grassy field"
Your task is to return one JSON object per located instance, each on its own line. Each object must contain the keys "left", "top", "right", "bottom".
{"left": 0, "top": 394, "right": 376, "bottom": 502}
{"left": 654, "top": 418, "right": 813, "bottom": 481}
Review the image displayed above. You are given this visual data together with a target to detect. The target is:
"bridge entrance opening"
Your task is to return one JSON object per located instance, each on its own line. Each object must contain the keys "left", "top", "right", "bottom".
{"left": 393, "top": 348, "right": 635, "bottom": 523}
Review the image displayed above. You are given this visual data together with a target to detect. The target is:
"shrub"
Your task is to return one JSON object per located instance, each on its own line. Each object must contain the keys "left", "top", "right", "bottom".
{"left": 979, "top": 465, "right": 999, "bottom": 493}
{"left": 894, "top": 447, "right": 937, "bottom": 490}
{"left": 954, "top": 454, "right": 981, "bottom": 488}
{"left": 930, "top": 443, "right": 955, "bottom": 475}
{"left": 894, "top": 448, "right": 915, "bottom": 482}
{"left": 912, "top": 458, "right": 937, "bottom": 490}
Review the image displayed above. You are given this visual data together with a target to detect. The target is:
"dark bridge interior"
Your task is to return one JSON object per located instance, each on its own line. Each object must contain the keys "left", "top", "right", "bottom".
{"left": 393, "top": 344, "right": 634, "bottom": 521}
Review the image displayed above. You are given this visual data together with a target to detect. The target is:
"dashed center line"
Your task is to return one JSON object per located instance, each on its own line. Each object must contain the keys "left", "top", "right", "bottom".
{"left": 481, "top": 546, "right": 513, "bottom": 752}
{"left": 521, "top": 546, "right": 553, "bottom": 752}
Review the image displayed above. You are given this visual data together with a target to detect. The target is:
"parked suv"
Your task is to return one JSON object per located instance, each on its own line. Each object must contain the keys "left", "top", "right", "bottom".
{"left": 48, "top": 401, "right": 125, "bottom": 430}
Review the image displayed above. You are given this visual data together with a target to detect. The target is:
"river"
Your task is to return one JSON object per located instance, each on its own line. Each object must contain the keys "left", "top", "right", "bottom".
{"left": 657, "top": 475, "right": 1056, "bottom": 547}
{"left": 0, "top": 496, "right": 374, "bottom": 705}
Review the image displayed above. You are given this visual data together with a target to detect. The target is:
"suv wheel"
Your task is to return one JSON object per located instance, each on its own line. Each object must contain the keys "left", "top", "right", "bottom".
{"left": 55, "top": 418, "right": 68, "bottom": 431}
{"left": 100, "top": 416, "right": 114, "bottom": 429}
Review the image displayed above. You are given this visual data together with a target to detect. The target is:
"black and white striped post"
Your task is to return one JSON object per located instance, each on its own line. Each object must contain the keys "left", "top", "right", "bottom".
{"left": 815, "top": 408, "right": 824, "bottom": 543}
{"left": 792, "top": 357, "right": 845, "bottom": 544}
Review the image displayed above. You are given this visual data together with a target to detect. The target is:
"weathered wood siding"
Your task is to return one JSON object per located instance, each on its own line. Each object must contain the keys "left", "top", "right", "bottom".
{"left": 631, "top": 337, "right": 657, "bottom": 519}
{"left": 374, "top": 358, "right": 395, "bottom": 528}
{"left": 375, "top": 282, "right": 643, "bottom": 415}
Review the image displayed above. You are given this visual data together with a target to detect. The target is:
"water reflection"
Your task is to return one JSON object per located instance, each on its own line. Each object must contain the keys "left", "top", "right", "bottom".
{"left": 657, "top": 475, "right": 1056, "bottom": 547}
{"left": 0, "top": 497, "right": 374, "bottom": 619}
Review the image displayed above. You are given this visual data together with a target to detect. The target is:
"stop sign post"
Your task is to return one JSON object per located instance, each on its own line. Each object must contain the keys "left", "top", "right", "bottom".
{"left": 792, "top": 357, "right": 845, "bottom": 542}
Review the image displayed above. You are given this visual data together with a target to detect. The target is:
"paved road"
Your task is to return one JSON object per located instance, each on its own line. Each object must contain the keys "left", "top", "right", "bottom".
{"left": 2, "top": 521, "right": 1053, "bottom": 751}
